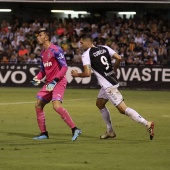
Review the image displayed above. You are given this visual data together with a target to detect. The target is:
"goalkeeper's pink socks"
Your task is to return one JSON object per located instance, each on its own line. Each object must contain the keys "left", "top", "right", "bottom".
{"left": 36, "top": 108, "right": 47, "bottom": 133}
{"left": 36, "top": 107, "right": 76, "bottom": 133}
{"left": 55, "top": 107, "right": 76, "bottom": 129}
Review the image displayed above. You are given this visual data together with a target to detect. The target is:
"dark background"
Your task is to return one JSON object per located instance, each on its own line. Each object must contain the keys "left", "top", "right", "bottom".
{"left": 1, "top": 1, "right": 170, "bottom": 22}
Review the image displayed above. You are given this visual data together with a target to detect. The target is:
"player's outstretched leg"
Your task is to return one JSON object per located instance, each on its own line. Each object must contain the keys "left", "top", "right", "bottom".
{"left": 72, "top": 127, "right": 82, "bottom": 141}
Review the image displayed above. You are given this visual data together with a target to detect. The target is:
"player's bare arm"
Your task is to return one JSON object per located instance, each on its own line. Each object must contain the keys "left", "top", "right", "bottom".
{"left": 112, "top": 53, "right": 122, "bottom": 72}
{"left": 71, "top": 65, "right": 91, "bottom": 77}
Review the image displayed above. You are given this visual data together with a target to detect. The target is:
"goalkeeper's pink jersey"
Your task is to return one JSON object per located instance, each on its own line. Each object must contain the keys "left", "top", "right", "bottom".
{"left": 37, "top": 44, "right": 68, "bottom": 84}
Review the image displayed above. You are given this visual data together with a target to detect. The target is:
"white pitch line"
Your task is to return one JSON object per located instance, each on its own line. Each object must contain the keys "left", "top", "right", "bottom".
{"left": 0, "top": 101, "right": 35, "bottom": 105}
{"left": 0, "top": 98, "right": 95, "bottom": 106}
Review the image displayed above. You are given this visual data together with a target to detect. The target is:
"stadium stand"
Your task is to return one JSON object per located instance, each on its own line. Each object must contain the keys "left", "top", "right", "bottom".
{"left": 0, "top": 8, "right": 170, "bottom": 66}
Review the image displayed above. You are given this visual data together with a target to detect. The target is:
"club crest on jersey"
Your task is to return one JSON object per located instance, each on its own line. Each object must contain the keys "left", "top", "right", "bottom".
{"left": 47, "top": 53, "right": 50, "bottom": 58}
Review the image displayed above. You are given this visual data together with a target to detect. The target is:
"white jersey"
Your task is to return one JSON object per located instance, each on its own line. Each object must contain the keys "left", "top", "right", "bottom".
{"left": 82, "top": 45, "right": 119, "bottom": 89}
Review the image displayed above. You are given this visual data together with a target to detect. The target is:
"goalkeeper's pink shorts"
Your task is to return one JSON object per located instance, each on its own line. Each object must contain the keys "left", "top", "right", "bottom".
{"left": 36, "top": 79, "right": 67, "bottom": 103}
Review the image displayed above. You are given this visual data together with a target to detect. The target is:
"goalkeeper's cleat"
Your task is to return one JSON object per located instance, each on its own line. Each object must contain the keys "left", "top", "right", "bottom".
{"left": 100, "top": 131, "right": 116, "bottom": 139}
{"left": 33, "top": 131, "right": 49, "bottom": 140}
{"left": 72, "top": 128, "right": 82, "bottom": 141}
{"left": 147, "top": 122, "right": 154, "bottom": 140}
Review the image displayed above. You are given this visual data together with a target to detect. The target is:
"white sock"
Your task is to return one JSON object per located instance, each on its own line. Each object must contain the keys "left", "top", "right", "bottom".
{"left": 100, "top": 107, "right": 113, "bottom": 132}
{"left": 125, "top": 107, "right": 148, "bottom": 127}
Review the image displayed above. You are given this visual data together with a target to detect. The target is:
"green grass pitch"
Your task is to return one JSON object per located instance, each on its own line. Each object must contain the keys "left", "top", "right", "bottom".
{"left": 0, "top": 87, "right": 170, "bottom": 170}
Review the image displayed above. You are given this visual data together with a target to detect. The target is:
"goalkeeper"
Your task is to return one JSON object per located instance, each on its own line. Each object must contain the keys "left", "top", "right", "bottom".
{"left": 31, "top": 28, "right": 81, "bottom": 141}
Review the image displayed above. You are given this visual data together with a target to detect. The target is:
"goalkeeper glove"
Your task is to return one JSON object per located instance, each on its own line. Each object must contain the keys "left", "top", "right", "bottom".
{"left": 46, "top": 78, "right": 59, "bottom": 92}
{"left": 31, "top": 76, "right": 41, "bottom": 86}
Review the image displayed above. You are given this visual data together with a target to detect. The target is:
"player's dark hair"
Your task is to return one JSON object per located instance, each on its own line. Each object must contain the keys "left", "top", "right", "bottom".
{"left": 44, "top": 31, "right": 51, "bottom": 41}
{"left": 79, "top": 34, "right": 93, "bottom": 42}
{"left": 38, "top": 28, "right": 51, "bottom": 40}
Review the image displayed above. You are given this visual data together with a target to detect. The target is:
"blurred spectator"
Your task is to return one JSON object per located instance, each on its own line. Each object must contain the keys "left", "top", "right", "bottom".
{"left": 9, "top": 54, "right": 18, "bottom": 64}
{"left": 71, "top": 30, "right": 79, "bottom": 39}
{"left": 65, "top": 49, "right": 74, "bottom": 64}
{"left": 49, "top": 22, "right": 56, "bottom": 34}
{"left": 91, "top": 25, "right": 99, "bottom": 40}
{"left": 119, "top": 47, "right": 126, "bottom": 66}
{"left": 50, "top": 31, "right": 58, "bottom": 44}
{"left": 100, "top": 26, "right": 108, "bottom": 39}
{"left": 110, "top": 42, "right": 119, "bottom": 53}
{"left": 20, "top": 22, "right": 30, "bottom": 35}
{"left": 32, "top": 19, "right": 40, "bottom": 31}
{"left": 105, "top": 35, "right": 115, "bottom": 46}
{"left": 1, "top": 20, "right": 9, "bottom": 32}
{"left": 25, "top": 30, "right": 36, "bottom": 43}
{"left": 35, "top": 49, "right": 42, "bottom": 63}
{"left": 1, "top": 30, "right": 8, "bottom": 39}
{"left": 70, "top": 36, "right": 79, "bottom": 53}
{"left": 43, "top": 18, "right": 49, "bottom": 28}
{"left": 26, "top": 45, "right": 32, "bottom": 57}
{"left": 0, "top": 47, "right": 4, "bottom": 60}
{"left": 110, "top": 28, "right": 117, "bottom": 39}
{"left": 7, "top": 27, "right": 14, "bottom": 41}
{"left": 60, "top": 36, "right": 70, "bottom": 53}
{"left": 128, "top": 28, "right": 135, "bottom": 39}
{"left": 56, "top": 23, "right": 65, "bottom": 37}
{"left": 133, "top": 54, "right": 144, "bottom": 65}
{"left": 150, "top": 23, "right": 158, "bottom": 35}
{"left": 12, "top": 19, "right": 20, "bottom": 31}
{"left": 18, "top": 45, "right": 28, "bottom": 63}
{"left": 0, "top": 12, "right": 170, "bottom": 66}
{"left": 143, "top": 51, "right": 149, "bottom": 64}
{"left": 72, "top": 48, "right": 82, "bottom": 63}
{"left": 117, "top": 36, "right": 127, "bottom": 48}
{"left": 17, "top": 30, "right": 25, "bottom": 44}
{"left": 134, "top": 42, "right": 143, "bottom": 56}
{"left": 94, "top": 32, "right": 106, "bottom": 45}
{"left": 18, "top": 44, "right": 28, "bottom": 56}
{"left": 27, "top": 53, "right": 37, "bottom": 64}
{"left": 74, "top": 23, "right": 83, "bottom": 36}
{"left": 148, "top": 36, "right": 159, "bottom": 48}
{"left": 1, "top": 55, "right": 9, "bottom": 64}
{"left": 157, "top": 39, "right": 167, "bottom": 64}
{"left": 1, "top": 37, "right": 9, "bottom": 50}
{"left": 83, "top": 23, "right": 92, "bottom": 33}
{"left": 146, "top": 44, "right": 157, "bottom": 64}
{"left": 164, "top": 31, "right": 170, "bottom": 51}
{"left": 67, "top": 22, "right": 75, "bottom": 37}
{"left": 147, "top": 56, "right": 155, "bottom": 65}
{"left": 5, "top": 47, "right": 12, "bottom": 58}
{"left": 33, "top": 44, "right": 41, "bottom": 54}
{"left": 119, "top": 47, "right": 125, "bottom": 58}
{"left": 134, "top": 32, "right": 143, "bottom": 44}
{"left": 105, "top": 23, "right": 112, "bottom": 37}
{"left": 129, "top": 38, "right": 136, "bottom": 52}
{"left": 126, "top": 50, "right": 135, "bottom": 65}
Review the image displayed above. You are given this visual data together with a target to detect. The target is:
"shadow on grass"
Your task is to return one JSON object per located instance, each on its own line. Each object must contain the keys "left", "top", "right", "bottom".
{"left": 1, "top": 131, "right": 98, "bottom": 139}
{"left": 0, "top": 131, "right": 151, "bottom": 146}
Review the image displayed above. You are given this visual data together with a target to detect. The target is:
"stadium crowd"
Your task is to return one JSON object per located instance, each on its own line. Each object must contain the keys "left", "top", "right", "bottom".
{"left": 0, "top": 13, "right": 170, "bottom": 66}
